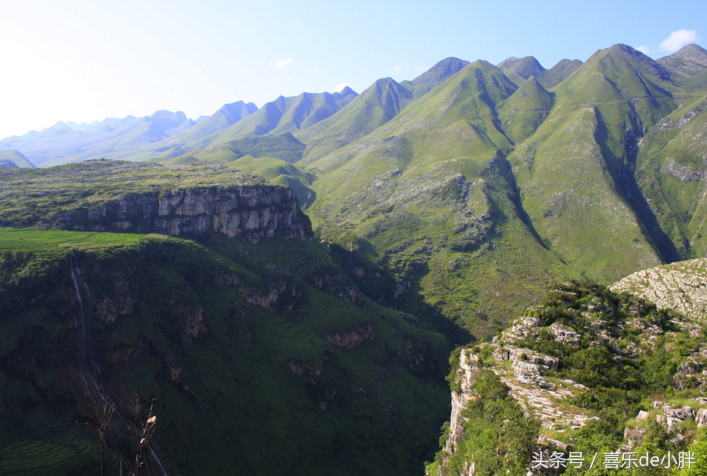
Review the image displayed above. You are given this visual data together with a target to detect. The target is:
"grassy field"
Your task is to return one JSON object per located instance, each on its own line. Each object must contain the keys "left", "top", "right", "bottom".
{"left": 0, "top": 228, "right": 148, "bottom": 252}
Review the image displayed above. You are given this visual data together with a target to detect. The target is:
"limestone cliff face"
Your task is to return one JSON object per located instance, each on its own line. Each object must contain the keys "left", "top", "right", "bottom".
{"left": 78, "top": 186, "right": 312, "bottom": 242}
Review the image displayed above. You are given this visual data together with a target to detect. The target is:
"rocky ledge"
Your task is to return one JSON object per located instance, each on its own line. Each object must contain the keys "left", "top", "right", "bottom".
{"left": 0, "top": 160, "right": 312, "bottom": 242}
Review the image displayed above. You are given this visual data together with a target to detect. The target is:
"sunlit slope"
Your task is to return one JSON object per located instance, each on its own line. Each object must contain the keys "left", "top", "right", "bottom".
{"left": 169, "top": 100, "right": 258, "bottom": 143}
{"left": 497, "top": 76, "right": 554, "bottom": 144}
{"left": 540, "top": 58, "right": 583, "bottom": 88}
{"left": 227, "top": 155, "right": 316, "bottom": 206}
{"left": 152, "top": 150, "right": 316, "bottom": 207}
{"left": 298, "top": 78, "right": 414, "bottom": 161}
{"left": 508, "top": 44, "right": 680, "bottom": 282}
{"left": 497, "top": 56, "right": 545, "bottom": 86}
{"left": 634, "top": 95, "right": 707, "bottom": 257}
{"left": 306, "top": 61, "right": 575, "bottom": 333}
{"left": 0, "top": 149, "right": 35, "bottom": 168}
{"left": 205, "top": 89, "right": 357, "bottom": 143}
{"left": 498, "top": 56, "right": 582, "bottom": 88}
{"left": 402, "top": 57, "right": 471, "bottom": 98}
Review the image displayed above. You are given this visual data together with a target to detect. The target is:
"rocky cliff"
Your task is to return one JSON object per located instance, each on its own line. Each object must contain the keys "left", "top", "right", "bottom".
{"left": 81, "top": 185, "right": 310, "bottom": 241}
{"left": 0, "top": 160, "right": 312, "bottom": 242}
{"left": 429, "top": 281, "right": 707, "bottom": 476}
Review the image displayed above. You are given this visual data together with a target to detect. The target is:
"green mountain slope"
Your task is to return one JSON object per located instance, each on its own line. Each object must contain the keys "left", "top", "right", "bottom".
{"left": 0, "top": 149, "right": 35, "bottom": 168}
{"left": 402, "top": 57, "right": 471, "bottom": 98}
{"left": 298, "top": 78, "right": 414, "bottom": 161}
{"left": 306, "top": 61, "right": 576, "bottom": 334}
{"left": 207, "top": 89, "right": 357, "bottom": 143}
{"left": 497, "top": 76, "right": 554, "bottom": 144}
{"left": 0, "top": 231, "right": 451, "bottom": 475}
{"left": 508, "top": 44, "right": 682, "bottom": 282}
{"left": 168, "top": 100, "right": 258, "bottom": 142}
{"left": 227, "top": 155, "right": 317, "bottom": 206}
{"left": 634, "top": 95, "right": 707, "bottom": 257}
{"left": 497, "top": 56, "right": 546, "bottom": 86}
{"left": 541, "top": 58, "right": 583, "bottom": 88}
{"left": 497, "top": 56, "right": 582, "bottom": 88}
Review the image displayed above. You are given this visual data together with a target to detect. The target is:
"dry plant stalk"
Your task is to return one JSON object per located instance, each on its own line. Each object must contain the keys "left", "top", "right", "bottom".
{"left": 77, "top": 389, "right": 116, "bottom": 476}
{"left": 128, "top": 395, "right": 158, "bottom": 476}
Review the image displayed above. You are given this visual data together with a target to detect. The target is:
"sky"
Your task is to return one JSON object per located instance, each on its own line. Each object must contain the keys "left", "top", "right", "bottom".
{"left": 0, "top": 0, "right": 704, "bottom": 139}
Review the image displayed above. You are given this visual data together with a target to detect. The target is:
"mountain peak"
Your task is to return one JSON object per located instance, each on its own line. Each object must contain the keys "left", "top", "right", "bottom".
{"left": 659, "top": 43, "right": 707, "bottom": 66}
{"left": 498, "top": 56, "right": 545, "bottom": 72}
{"left": 411, "top": 57, "right": 470, "bottom": 86}
{"left": 497, "top": 56, "right": 546, "bottom": 86}
{"left": 337, "top": 86, "right": 357, "bottom": 97}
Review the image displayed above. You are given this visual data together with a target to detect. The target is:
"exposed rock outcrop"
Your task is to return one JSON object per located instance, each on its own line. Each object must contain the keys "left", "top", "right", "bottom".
{"left": 238, "top": 281, "right": 301, "bottom": 313}
{"left": 0, "top": 161, "right": 313, "bottom": 242}
{"left": 325, "top": 324, "right": 375, "bottom": 348}
{"left": 611, "top": 258, "right": 707, "bottom": 321}
{"left": 82, "top": 186, "right": 311, "bottom": 242}
{"left": 287, "top": 347, "right": 334, "bottom": 381}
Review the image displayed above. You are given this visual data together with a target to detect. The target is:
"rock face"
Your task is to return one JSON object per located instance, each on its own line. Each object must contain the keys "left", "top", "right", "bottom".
{"left": 611, "top": 258, "right": 707, "bottom": 321}
{"left": 81, "top": 186, "right": 312, "bottom": 242}
{"left": 0, "top": 161, "right": 313, "bottom": 242}
{"left": 440, "top": 345, "right": 595, "bottom": 475}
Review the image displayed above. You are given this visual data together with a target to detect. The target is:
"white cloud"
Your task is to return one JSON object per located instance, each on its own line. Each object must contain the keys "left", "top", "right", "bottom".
{"left": 659, "top": 30, "right": 700, "bottom": 53}
{"left": 393, "top": 65, "right": 402, "bottom": 72}
{"left": 270, "top": 57, "right": 294, "bottom": 70}
{"left": 635, "top": 45, "right": 651, "bottom": 55}
{"left": 414, "top": 65, "right": 428, "bottom": 72}
{"left": 332, "top": 82, "right": 350, "bottom": 92}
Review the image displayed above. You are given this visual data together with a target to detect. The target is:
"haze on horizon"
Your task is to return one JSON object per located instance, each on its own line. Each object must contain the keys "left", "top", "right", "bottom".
{"left": 0, "top": 0, "right": 704, "bottom": 139}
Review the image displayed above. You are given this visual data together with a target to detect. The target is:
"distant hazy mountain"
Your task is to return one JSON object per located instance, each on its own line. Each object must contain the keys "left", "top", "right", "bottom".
{"left": 0, "top": 149, "right": 35, "bottom": 168}
{"left": 0, "top": 110, "right": 195, "bottom": 166}
{"left": 169, "top": 101, "right": 258, "bottom": 143}
{"left": 204, "top": 89, "right": 358, "bottom": 144}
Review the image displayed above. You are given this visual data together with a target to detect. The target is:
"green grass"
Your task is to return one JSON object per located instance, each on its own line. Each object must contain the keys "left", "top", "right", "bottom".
{"left": 0, "top": 160, "right": 278, "bottom": 230}
{"left": 0, "top": 228, "right": 147, "bottom": 252}
{"left": 0, "top": 435, "right": 95, "bottom": 476}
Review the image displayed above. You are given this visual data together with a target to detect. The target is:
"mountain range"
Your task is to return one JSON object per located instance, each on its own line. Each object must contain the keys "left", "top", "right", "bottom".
{"left": 2, "top": 43, "right": 707, "bottom": 336}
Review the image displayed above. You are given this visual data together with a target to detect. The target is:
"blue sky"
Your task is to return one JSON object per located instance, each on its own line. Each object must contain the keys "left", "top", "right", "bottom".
{"left": 0, "top": 0, "right": 704, "bottom": 138}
